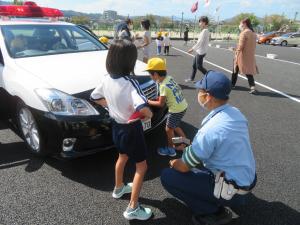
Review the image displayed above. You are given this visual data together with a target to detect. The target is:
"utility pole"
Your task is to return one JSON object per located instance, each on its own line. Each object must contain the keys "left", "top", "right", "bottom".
{"left": 180, "top": 12, "right": 184, "bottom": 38}
{"left": 294, "top": 12, "right": 298, "bottom": 21}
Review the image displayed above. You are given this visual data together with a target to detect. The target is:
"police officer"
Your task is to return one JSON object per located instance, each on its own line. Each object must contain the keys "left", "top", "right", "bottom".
{"left": 161, "top": 71, "right": 256, "bottom": 225}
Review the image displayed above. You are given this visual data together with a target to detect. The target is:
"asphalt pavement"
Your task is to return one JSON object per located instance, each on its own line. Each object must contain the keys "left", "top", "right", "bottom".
{"left": 0, "top": 40, "right": 299, "bottom": 225}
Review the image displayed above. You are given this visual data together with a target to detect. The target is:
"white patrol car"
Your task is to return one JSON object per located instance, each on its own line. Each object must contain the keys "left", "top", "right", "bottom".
{"left": 0, "top": 2, "right": 167, "bottom": 158}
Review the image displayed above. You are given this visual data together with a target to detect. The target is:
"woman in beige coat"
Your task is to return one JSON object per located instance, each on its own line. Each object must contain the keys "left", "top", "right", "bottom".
{"left": 232, "top": 18, "right": 258, "bottom": 94}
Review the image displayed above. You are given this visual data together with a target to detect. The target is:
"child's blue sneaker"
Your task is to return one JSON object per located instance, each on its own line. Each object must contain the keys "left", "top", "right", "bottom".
{"left": 157, "top": 147, "right": 169, "bottom": 156}
{"left": 167, "top": 147, "right": 177, "bottom": 157}
{"left": 157, "top": 147, "right": 177, "bottom": 157}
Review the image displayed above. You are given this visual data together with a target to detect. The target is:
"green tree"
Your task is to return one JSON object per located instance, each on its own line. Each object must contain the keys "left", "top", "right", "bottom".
{"left": 13, "top": 0, "right": 23, "bottom": 5}
{"left": 70, "top": 16, "right": 90, "bottom": 25}
{"left": 233, "top": 13, "right": 260, "bottom": 28}
{"left": 263, "top": 14, "right": 289, "bottom": 31}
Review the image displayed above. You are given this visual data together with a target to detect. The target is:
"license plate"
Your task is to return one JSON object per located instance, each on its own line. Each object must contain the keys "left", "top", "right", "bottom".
{"left": 142, "top": 119, "right": 151, "bottom": 131}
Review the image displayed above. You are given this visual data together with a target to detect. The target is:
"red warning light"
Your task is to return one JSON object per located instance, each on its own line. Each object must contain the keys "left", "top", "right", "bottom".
{"left": 0, "top": 1, "right": 63, "bottom": 18}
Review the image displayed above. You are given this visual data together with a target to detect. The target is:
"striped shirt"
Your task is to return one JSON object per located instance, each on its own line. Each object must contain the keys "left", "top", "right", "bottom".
{"left": 91, "top": 74, "right": 147, "bottom": 124}
{"left": 182, "top": 145, "right": 202, "bottom": 168}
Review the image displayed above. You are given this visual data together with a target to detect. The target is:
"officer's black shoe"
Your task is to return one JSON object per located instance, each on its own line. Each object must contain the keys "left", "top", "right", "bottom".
{"left": 192, "top": 207, "right": 232, "bottom": 225}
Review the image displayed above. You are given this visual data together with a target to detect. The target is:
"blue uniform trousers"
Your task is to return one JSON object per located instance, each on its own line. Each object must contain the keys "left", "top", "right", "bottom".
{"left": 161, "top": 168, "right": 249, "bottom": 215}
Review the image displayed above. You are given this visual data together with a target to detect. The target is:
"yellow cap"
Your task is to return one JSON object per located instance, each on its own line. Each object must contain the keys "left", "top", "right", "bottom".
{"left": 99, "top": 36, "right": 109, "bottom": 44}
{"left": 145, "top": 58, "right": 167, "bottom": 71}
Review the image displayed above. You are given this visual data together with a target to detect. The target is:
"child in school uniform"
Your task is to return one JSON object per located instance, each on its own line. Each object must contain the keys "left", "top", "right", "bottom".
{"left": 163, "top": 32, "right": 171, "bottom": 55}
{"left": 91, "top": 40, "right": 153, "bottom": 221}
{"left": 146, "top": 58, "right": 188, "bottom": 157}
{"left": 155, "top": 32, "right": 163, "bottom": 55}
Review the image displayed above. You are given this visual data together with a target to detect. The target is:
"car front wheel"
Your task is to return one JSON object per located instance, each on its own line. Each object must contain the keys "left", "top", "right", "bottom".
{"left": 281, "top": 41, "right": 288, "bottom": 46}
{"left": 17, "top": 102, "right": 47, "bottom": 156}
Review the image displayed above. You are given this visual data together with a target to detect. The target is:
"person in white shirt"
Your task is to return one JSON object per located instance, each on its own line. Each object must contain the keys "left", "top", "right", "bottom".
{"left": 185, "top": 16, "right": 210, "bottom": 83}
{"left": 91, "top": 40, "right": 153, "bottom": 221}
{"left": 155, "top": 32, "right": 163, "bottom": 55}
{"left": 163, "top": 32, "right": 171, "bottom": 55}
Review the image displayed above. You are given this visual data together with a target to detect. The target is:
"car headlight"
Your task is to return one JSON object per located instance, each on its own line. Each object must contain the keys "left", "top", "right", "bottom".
{"left": 35, "top": 88, "right": 99, "bottom": 116}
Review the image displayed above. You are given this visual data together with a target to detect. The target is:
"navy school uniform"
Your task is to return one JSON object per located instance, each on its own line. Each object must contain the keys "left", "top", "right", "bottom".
{"left": 91, "top": 74, "right": 148, "bottom": 163}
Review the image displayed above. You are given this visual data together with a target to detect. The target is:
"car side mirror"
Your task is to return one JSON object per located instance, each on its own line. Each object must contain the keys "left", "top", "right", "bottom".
{"left": 290, "top": 36, "right": 295, "bottom": 38}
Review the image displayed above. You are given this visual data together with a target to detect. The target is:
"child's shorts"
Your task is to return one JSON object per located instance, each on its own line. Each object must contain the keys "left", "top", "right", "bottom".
{"left": 112, "top": 120, "right": 147, "bottom": 163}
{"left": 166, "top": 109, "right": 187, "bottom": 129}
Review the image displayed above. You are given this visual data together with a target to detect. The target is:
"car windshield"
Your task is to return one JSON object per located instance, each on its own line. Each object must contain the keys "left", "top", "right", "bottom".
{"left": 281, "top": 33, "right": 293, "bottom": 37}
{"left": 1, "top": 24, "right": 107, "bottom": 58}
{"left": 263, "top": 32, "right": 276, "bottom": 36}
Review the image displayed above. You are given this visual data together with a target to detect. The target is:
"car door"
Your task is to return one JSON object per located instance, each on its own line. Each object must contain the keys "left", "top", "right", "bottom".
{"left": 290, "top": 34, "right": 300, "bottom": 45}
{"left": 0, "top": 48, "right": 7, "bottom": 117}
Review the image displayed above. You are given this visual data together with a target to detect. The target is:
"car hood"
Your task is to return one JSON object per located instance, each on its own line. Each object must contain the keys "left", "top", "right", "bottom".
{"left": 14, "top": 51, "right": 149, "bottom": 95}
{"left": 272, "top": 37, "right": 281, "bottom": 41}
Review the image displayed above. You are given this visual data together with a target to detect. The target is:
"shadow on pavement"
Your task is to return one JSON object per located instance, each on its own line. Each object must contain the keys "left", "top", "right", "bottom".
{"left": 0, "top": 121, "right": 199, "bottom": 193}
{"left": 232, "top": 86, "right": 300, "bottom": 99}
{"left": 163, "top": 54, "right": 182, "bottom": 57}
{"left": 179, "top": 84, "right": 197, "bottom": 90}
{"left": 0, "top": 141, "right": 45, "bottom": 171}
{"left": 128, "top": 194, "right": 300, "bottom": 225}
{"left": 0, "top": 120, "right": 9, "bottom": 130}
{"left": 230, "top": 193, "right": 300, "bottom": 225}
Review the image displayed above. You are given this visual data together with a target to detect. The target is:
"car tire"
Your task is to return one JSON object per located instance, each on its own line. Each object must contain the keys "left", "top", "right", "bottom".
{"left": 281, "top": 41, "right": 288, "bottom": 46}
{"left": 16, "top": 101, "right": 48, "bottom": 156}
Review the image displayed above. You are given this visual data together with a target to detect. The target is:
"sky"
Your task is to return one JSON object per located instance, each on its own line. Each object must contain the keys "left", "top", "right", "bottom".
{"left": 34, "top": 0, "right": 300, "bottom": 20}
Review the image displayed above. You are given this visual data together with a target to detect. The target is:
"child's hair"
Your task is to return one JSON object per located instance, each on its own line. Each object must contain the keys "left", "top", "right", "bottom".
{"left": 106, "top": 40, "right": 137, "bottom": 76}
{"left": 148, "top": 70, "right": 167, "bottom": 77}
{"left": 125, "top": 18, "right": 132, "bottom": 25}
{"left": 199, "top": 16, "right": 209, "bottom": 25}
{"left": 141, "top": 19, "right": 150, "bottom": 30}
{"left": 164, "top": 32, "right": 168, "bottom": 36}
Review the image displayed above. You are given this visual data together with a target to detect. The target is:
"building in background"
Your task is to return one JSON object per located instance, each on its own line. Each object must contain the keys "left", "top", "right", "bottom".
{"left": 103, "top": 10, "right": 117, "bottom": 21}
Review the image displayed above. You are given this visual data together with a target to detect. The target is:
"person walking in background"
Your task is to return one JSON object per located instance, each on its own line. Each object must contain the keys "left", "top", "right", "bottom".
{"left": 185, "top": 16, "right": 210, "bottom": 83}
{"left": 156, "top": 32, "right": 163, "bottom": 55}
{"left": 184, "top": 26, "right": 189, "bottom": 46}
{"left": 115, "top": 18, "right": 135, "bottom": 42}
{"left": 91, "top": 40, "right": 153, "bottom": 221}
{"left": 163, "top": 32, "right": 171, "bottom": 55}
{"left": 139, "top": 19, "right": 151, "bottom": 63}
{"left": 232, "top": 18, "right": 258, "bottom": 94}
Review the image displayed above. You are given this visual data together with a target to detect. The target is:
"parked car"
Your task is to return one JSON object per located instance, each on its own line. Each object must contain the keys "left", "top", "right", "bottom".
{"left": 271, "top": 32, "right": 300, "bottom": 46}
{"left": 0, "top": 2, "right": 167, "bottom": 158}
{"left": 257, "top": 31, "right": 286, "bottom": 44}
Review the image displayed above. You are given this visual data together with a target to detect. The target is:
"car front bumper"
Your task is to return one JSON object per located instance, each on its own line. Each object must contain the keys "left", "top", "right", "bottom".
{"left": 31, "top": 105, "right": 167, "bottom": 158}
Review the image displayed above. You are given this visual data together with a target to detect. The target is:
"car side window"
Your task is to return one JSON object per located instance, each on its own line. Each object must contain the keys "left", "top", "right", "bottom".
{"left": 65, "top": 29, "right": 98, "bottom": 51}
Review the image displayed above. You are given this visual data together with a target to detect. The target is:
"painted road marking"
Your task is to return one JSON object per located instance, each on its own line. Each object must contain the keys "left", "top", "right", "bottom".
{"left": 172, "top": 46, "right": 300, "bottom": 104}
{"left": 209, "top": 45, "right": 300, "bottom": 66}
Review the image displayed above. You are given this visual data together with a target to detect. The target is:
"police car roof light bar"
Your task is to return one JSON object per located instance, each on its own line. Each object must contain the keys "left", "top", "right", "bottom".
{"left": 0, "top": 1, "right": 63, "bottom": 18}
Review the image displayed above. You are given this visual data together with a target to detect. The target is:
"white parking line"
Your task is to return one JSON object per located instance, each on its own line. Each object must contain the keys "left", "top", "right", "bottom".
{"left": 208, "top": 45, "right": 300, "bottom": 66}
{"left": 172, "top": 46, "right": 300, "bottom": 104}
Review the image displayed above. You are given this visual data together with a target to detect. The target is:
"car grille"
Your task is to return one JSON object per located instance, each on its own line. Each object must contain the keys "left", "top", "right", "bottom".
{"left": 142, "top": 82, "right": 158, "bottom": 100}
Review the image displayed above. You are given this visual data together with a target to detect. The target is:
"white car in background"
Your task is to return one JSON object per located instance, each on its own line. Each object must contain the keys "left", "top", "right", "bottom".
{"left": 271, "top": 32, "right": 300, "bottom": 46}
